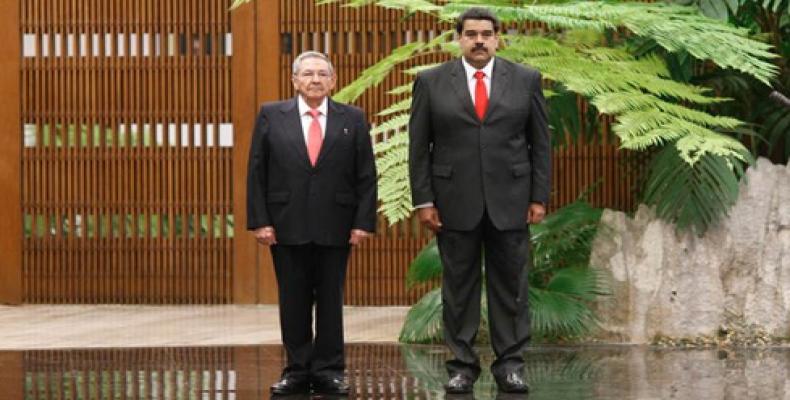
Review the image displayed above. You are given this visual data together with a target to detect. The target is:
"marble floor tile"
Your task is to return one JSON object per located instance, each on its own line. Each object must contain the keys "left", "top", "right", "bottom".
{"left": 0, "top": 305, "right": 408, "bottom": 349}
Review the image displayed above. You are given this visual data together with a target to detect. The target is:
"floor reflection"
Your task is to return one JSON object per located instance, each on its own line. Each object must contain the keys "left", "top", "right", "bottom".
{"left": 1, "top": 344, "right": 787, "bottom": 399}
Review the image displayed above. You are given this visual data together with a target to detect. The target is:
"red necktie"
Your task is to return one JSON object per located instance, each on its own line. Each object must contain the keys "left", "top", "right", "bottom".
{"left": 474, "top": 70, "right": 488, "bottom": 121}
{"left": 307, "top": 108, "right": 323, "bottom": 166}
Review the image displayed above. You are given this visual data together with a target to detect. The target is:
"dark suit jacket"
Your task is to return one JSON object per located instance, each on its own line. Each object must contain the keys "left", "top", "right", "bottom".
{"left": 409, "top": 57, "right": 551, "bottom": 231}
{"left": 246, "top": 97, "right": 377, "bottom": 246}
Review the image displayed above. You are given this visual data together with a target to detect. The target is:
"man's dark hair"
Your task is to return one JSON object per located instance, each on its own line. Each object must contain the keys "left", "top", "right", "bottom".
{"left": 455, "top": 7, "right": 500, "bottom": 34}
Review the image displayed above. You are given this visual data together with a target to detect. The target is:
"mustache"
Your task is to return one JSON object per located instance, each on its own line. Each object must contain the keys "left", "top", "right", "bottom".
{"left": 472, "top": 45, "right": 487, "bottom": 52}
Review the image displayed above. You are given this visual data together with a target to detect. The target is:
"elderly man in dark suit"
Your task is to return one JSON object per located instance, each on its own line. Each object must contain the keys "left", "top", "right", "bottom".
{"left": 247, "top": 50, "right": 377, "bottom": 396}
{"left": 408, "top": 7, "right": 551, "bottom": 395}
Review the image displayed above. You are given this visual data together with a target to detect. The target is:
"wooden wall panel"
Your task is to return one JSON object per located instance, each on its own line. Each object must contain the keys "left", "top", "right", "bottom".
{"left": 19, "top": 0, "right": 235, "bottom": 303}
{"left": 0, "top": 0, "right": 23, "bottom": 304}
{"left": 6, "top": 0, "right": 647, "bottom": 305}
{"left": 231, "top": 0, "right": 263, "bottom": 304}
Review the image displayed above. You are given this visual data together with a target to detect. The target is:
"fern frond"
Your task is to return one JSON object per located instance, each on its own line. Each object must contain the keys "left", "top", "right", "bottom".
{"left": 378, "top": 97, "right": 412, "bottom": 116}
{"left": 443, "top": 2, "right": 779, "bottom": 84}
{"left": 333, "top": 30, "right": 453, "bottom": 103}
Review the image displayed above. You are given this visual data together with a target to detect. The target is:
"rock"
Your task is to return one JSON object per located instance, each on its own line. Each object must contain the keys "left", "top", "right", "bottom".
{"left": 590, "top": 158, "right": 790, "bottom": 344}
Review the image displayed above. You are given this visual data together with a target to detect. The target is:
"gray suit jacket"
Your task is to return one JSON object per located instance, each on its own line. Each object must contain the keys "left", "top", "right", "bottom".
{"left": 408, "top": 57, "right": 551, "bottom": 231}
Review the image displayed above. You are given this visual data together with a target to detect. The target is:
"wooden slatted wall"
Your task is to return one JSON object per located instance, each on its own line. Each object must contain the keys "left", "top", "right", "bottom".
{"left": 19, "top": 0, "right": 234, "bottom": 303}
{"left": 278, "top": 1, "right": 645, "bottom": 305}
{"left": 4, "top": 0, "right": 646, "bottom": 305}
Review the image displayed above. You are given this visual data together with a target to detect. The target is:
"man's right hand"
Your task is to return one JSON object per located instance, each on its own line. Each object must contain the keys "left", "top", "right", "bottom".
{"left": 418, "top": 207, "right": 442, "bottom": 232}
{"left": 253, "top": 226, "right": 277, "bottom": 246}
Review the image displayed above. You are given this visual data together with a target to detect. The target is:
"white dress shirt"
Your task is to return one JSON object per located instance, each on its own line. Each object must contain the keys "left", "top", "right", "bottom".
{"left": 297, "top": 95, "right": 328, "bottom": 144}
{"left": 461, "top": 56, "right": 494, "bottom": 104}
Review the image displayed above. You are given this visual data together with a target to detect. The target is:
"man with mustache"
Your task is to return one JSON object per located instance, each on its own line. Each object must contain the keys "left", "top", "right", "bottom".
{"left": 408, "top": 7, "right": 551, "bottom": 394}
{"left": 247, "top": 51, "right": 377, "bottom": 396}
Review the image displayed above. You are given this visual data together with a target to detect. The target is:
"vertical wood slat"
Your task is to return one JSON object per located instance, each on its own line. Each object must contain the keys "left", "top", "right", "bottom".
{"left": 19, "top": 0, "right": 235, "bottom": 304}
{"left": 231, "top": 0, "right": 263, "bottom": 304}
{"left": 0, "top": 0, "right": 23, "bottom": 304}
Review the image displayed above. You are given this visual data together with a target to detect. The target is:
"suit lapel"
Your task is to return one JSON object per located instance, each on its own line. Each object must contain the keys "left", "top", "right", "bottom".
{"left": 450, "top": 59, "right": 479, "bottom": 122}
{"left": 279, "top": 98, "right": 312, "bottom": 169}
{"left": 485, "top": 57, "right": 510, "bottom": 121}
{"left": 316, "top": 99, "right": 345, "bottom": 167}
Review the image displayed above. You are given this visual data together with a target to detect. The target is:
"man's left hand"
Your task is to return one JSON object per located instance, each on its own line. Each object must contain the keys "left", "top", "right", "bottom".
{"left": 349, "top": 229, "right": 372, "bottom": 246}
{"left": 527, "top": 203, "right": 546, "bottom": 224}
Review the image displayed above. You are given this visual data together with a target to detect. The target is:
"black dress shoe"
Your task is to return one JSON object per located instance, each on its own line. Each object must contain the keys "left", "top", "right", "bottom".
{"left": 270, "top": 375, "right": 310, "bottom": 395}
{"left": 495, "top": 372, "right": 529, "bottom": 394}
{"left": 444, "top": 373, "right": 475, "bottom": 394}
{"left": 311, "top": 375, "right": 350, "bottom": 395}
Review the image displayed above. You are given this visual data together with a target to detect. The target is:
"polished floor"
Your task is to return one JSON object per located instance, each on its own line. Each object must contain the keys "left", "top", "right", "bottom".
{"left": 1, "top": 306, "right": 788, "bottom": 399}
{"left": 2, "top": 344, "right": 789, "bottom": 399}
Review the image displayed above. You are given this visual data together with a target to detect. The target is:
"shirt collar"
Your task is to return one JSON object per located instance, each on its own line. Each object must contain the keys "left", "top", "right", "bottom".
{"left": 461, "top": 56, "right": 495, "bottom": 81}
{"left": 297, "top": 95, "right": 328, "bottom": 116}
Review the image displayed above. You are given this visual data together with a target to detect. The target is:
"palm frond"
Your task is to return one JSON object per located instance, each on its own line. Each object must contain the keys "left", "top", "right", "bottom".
{"left": 406, "top": 238, "right": 442, "bottom": 287}
{"left": 531, "top": 201, "right": 603, "bottom": 274}
{"left": 398, "top": 287, "right": 443, "bottom": 343}
{"left": 529, "top": 272, "right": 605, "bottom": 339}
{"left": 642, "top": 144, "right": 748, "bottom": 234}
{"left": 760, "top": 103, "right": 790, "bottom": 159}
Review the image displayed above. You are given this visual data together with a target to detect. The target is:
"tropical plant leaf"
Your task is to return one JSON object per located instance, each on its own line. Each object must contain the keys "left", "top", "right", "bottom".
{"left": 531, "top": 201, "right": 603, "bottom": 275}
{"left": 333, "top": 30, "right": 453, "bottom": 104}
{"left": 406, "top": 238, "right": 442, "bottom": 287}
{"left": 398, "top": 287, "right": 443, "bottom": 343}
{"left": 642, "top": 144, "right": 749, "bottom": 234}
{"left": 544, "top": 267, "right": 611, "bottom": 301}
{"left": 529, "top": 286, "right": 601, "bottom": 338}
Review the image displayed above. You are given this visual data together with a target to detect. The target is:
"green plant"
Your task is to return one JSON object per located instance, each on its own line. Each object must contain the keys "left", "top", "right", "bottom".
{"left": 398, "top": 201, "right": 610, "bottom": 343}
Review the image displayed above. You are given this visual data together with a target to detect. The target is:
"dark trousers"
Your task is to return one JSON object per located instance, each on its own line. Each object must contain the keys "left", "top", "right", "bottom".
{"left": 270, "top": 243, "right": 350, "bottom": 379}
{"left": 437, "top": 211, "right": 531, "bottom": 379}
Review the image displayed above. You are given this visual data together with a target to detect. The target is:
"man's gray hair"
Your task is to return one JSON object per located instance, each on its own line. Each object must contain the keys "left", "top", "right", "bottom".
{"left": 292, "top": 51, "right": 334, "bottom": 75}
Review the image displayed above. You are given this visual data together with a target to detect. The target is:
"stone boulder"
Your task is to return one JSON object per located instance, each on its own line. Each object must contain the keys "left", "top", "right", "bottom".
{"left": 589, "top": 157, "right": 790, "bottom": 343}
